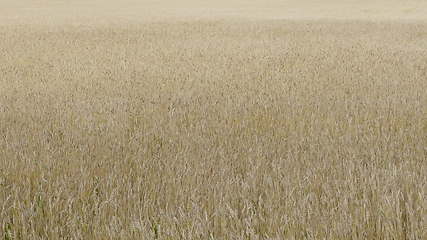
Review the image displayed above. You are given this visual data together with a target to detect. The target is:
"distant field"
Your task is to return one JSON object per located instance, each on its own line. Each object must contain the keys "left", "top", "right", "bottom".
{"left": 1, "top": 1, "right": 427, "bottom": 240}
{"left": 1, "top": 0, "right": 427, "bottom": 24}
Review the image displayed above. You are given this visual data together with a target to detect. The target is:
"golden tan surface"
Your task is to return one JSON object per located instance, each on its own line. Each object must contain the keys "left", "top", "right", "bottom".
{"left": 1, "top": 0, "right": 427, "bottom": 25}
{"left": 0, "top": 1, "right": 426, "bottom": 240}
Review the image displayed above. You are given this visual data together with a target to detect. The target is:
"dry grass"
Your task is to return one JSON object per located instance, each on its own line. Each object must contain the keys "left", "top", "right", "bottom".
{"left": 0, "top": 20, "right": 426, "bottom": 239}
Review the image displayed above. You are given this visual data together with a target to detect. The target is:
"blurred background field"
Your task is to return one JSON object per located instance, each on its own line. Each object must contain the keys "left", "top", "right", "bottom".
{"left": 1, "top": 0, "right": 427, "bottom": 25}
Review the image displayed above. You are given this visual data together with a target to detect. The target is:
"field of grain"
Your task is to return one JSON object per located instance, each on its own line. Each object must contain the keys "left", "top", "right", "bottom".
{"left": 1, "top": 1, "right": 427, "bottom": 240}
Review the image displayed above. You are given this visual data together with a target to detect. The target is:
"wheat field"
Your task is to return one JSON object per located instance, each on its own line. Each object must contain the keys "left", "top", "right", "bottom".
{"left": 1, "top": 1, "right": 427, "bottom": 240}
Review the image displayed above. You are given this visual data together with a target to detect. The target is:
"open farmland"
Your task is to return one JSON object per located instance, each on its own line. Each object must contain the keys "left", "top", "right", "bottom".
{"left": 0, "top": 1, "right": 427, "bottom": 240}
